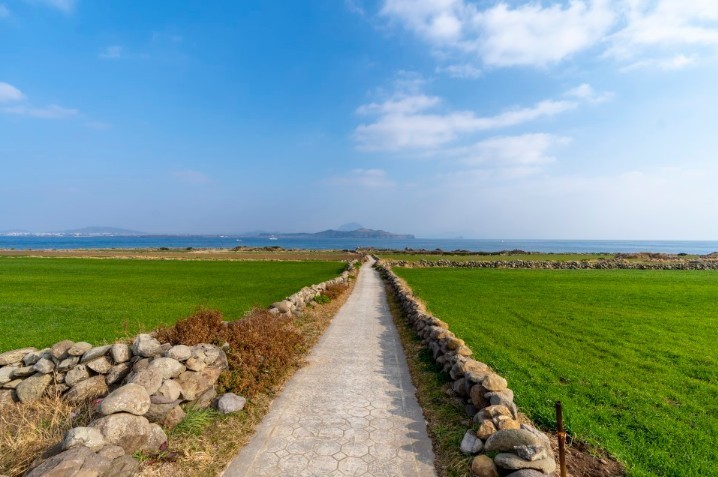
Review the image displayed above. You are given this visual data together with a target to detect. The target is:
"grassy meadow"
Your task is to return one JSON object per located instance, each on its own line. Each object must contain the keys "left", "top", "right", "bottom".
{"left": 381, "top": 252, "right": 614, "bottom": 262}
{"left": 394, "top": 267, "right": 718, "bottom": 477}
{"left": 0, "top": 257, "right": 345, "bottom": 351}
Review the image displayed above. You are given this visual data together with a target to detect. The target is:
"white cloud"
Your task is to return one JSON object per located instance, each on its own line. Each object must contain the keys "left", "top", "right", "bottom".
{"left": 0, "top": 82, "right": 25, "bottom": 102}
{"left": 436, "top": 63, "right": 481, "bottom": 78}
{"left": 172, "top": 170, "right": 212, "bottom": 184}
{"left": 0, "top": 4, "right": 10, "bottom": 17}
{"left": 566, "top": 83, "right": 614, "bottom": 103}
{"left": 3, "top": 104, "right": 78, "bottom": 119}
{"left": 380, "top": 0, "right": 718, "bottom": 70}
{"left": 353, "top": 81, "right": 583, "bottom": 151}
{"left": 621, "top": 54, "right": 698, "bottom": 72}
{"left": 99, "top": 46, "right": 123, "bottom": 59}
{"left": 457, "top": 133, "right": 569, "bottom": 166}
{"left": 325, "top": 169, "right": 396, "bottom": 188}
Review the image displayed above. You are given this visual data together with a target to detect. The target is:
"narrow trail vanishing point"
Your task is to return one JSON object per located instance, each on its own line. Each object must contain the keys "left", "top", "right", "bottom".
{"left": 223, "top": 260, "right": 436, "bottom": 476}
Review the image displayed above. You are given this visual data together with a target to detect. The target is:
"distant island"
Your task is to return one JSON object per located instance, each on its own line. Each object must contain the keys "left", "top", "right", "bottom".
{"left": 0, "top": 226, "right": 145, "bottom": 237}
{"left": 249, "top": 228, "right": 415, "bottom": 240}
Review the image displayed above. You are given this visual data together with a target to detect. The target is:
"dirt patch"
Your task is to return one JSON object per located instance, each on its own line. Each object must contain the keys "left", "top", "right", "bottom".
{"left": 548, "top": 436, "right": 625, "bottom": 477}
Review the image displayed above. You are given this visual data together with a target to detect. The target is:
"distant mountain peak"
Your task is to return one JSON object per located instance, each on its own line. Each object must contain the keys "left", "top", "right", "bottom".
{"left": 337, "top": 222, "right": 364, "bottom": 231}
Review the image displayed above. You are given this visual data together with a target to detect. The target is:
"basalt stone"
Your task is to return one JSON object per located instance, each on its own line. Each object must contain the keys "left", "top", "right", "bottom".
{"left": 216, "top": 392, "right": 247, "bottom": 414}
{"left": 0, "top": 365, "right": 19, "bottom": 384}
{"left": 146, "top": 398, "right": 183, "bottom": 422}
{"left": 99, "top": 383, "right": 151, "bottom": 416}
{"left": 484, "top": 429, "right": 545, "bottom": 453}
{"left": 50, "top": 340, "right": 74, "bottom": 360}
{"left": 97, "top": 445, "right": 125, "bottom": 460}
{"left": 15, "top": 373, "right": 52, "bottom": 403}
{"left": 132, "top": 357, "right": 151, "bottom": 373}
{"left": 494, "top": 453, "right": 557, "bottom": 474}
{"left": 24, "top": 446, "right": 112, "bottom": 477}
{"left": 147, "top": 357, "right": 185, "bottom": 380}
{"left": 460, "top": 429, "right": 484, "bottom": 454}
{"left": 23, "top": 349, "right": 50, "bottom": 366}
{"left": 176, "top": 367, "right": 221, "bottom": 401}
{"left": 33, "top": 358, "right": 56, "bottom": 374}
{"left": 65, "top": 365, "right": 91, "bottom": 387}
{"left": 67, "top": 342, "right": 93, "bottom": 357}
{"left": 514, "top": 445, "right": 549, "bottom": 461}
{"left": 470, "top": 384, "right": 489, "bottom": 408}
{"left": 11, "top": 366, "right": 35, "bottom": 378}
{"left": 0, "top": 348, "right": 37, "bottom": 366}
{"left": 107, "top": 455, "right": 140, "bottom": 477}
{"left": 482, "top": 374, "right": 508, "bottom": 392}
{"left": 62, "top": 426, "right": 106, "bottom": 452}
{"left": 477, "top": 419, "right": 497, "bottom": 440}
{"left": 57, "top": 356, "right": 80, "bottom": 371}
{"left": 81, "top": 345, "right": 112, "bottom": 363}
{"left": 190, "top": 386, "right": 217, "bottom": 410}
{"left": 156, "top": 379, "right": 182, "bottom": 401}
{"left": 0, "top": 388, "right": 17, "bottom": 406}
{"left": 161, "top": 405, "right": 186, "bottom": 429}
{"left": 471, "top": 455, "right": 499, "bottom": 477}
{"left": 110, "top": 343, "right": 132, "bottom": 363}
{"left": 65, "top": 375, "right": 108, "bottom": 403}
{"left": 143, "top": 423, "right": 168, "bottom": 452}
{"left": 90, "top": 413, "right": 153, "bottom": 453}
{"left": 185, "top": 356, "right": 207, "bottom": 372}
{"left": 483, "top": 404, "right": 512, "bottom": 419}
{"left": 105, "top": 363, "right": 131, "bottom": 385}
{"left": 166, "top": 345, "right": 192, "bottom": 362}
{"left": 127, "top": 368, "right": 163, "bottom": 395}
{"left": 86, "top": 356, "right": 113, "bottom": 374}
{"left": 131, "top": 334, "right": 163, "bottom": 358}
{"left": 505, "top": 470, "right": 549, "bottom": 477}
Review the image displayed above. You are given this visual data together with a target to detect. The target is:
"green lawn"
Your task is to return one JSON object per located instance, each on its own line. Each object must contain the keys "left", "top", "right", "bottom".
{"left": 394, "top": 267, "right": 718, "bottom": 477}
{"left": 0, "top": 257, "right": 344, "bottom": 351}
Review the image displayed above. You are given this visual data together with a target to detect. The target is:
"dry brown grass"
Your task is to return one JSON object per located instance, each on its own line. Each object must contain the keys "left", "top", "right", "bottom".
{"left": 0, "top": 392, "right": 97, "bottom": 477}
{"left": 139, "top": 279, "right": 354, "bottom": 476}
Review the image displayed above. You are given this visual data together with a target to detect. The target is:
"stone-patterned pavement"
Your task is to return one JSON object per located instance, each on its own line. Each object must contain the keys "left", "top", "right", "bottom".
{"left": 222, "top": 260, "right": 436, "bottom": 477}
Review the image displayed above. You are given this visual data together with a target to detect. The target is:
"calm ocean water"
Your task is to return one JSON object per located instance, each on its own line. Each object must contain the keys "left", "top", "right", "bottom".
{"left": 1, "top": 236, "right": 717, "bottom": 255}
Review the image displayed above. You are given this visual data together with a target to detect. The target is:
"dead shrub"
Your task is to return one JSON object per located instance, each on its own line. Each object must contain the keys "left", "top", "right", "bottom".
{"left": 322, "top": 283, "right": 348, "bottom": 300}
{"left": 0, "top": 393, "right": 96, "bottom": 477}
{"left": 218, "top": 310, "right": 304, "bottom": 398}
{"left": 155, "top": 308, "right": 227, "bottom": 346}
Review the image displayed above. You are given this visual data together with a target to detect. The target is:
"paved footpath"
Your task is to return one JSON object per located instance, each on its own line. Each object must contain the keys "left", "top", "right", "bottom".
{"left": 223, "top": 260, "right": 436, "bottom": 477}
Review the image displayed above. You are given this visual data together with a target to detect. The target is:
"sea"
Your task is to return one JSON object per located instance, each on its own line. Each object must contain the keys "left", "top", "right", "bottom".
{"left": 1, "top": 236, "right": 717, "bottom": 255}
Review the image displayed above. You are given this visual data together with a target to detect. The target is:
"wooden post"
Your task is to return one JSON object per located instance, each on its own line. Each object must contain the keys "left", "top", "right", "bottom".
{"left": 556, "top": 401, "right": 568, "bottom": 477}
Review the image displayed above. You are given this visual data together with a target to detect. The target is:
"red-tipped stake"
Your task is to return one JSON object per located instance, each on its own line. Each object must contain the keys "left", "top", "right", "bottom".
{"left": 556, "top": 401, "right": 568, "bottom": 477}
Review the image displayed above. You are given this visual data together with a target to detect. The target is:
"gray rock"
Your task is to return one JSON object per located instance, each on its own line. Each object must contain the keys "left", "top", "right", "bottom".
{"left": 99, "top": 383, "right": 151, "bottom": 416}
{"left": 97, "top": 445, "right": 125, "bottom": 460}
{"left": 520, "top": 424, "right": 552, "bottom": 448}
{"left": 33, "top": 358, "right": 56, "bottom": 374}
{"left": 90, "top": 412, "right": 153, "bottom": 453}
{"left": 131, "top": 334, "right": 163, "bottom": 358}
{"left": 65, "top": 364, "right": 91, "bottom": 386}
{"left": 11, "top": 366, "right": 35, "bottom": 378}
{"left": 485, "top": 429, "right": 545, "bottom": 453}
{"left": 24, "top": 446, "right": 112, "bottom": 477}
{"left": 15, "top": 373, "right": 52, "bottom": 402}
{"left": 110, "top": 343, "right": 132, "bottom": 363}
{"left": 143, "top": 423, "right": 168, "bottom": 452}
{"left": 272, "top": 300, "right": 292, "bottom": 313}
{"left": 0, "top": 388, "right": 17, "bottom": 406}
{"left": 127, "top": 368, "right": 163, "bottom": 395}
{"left": 216, "top": 393, "right": 247, "bottom": 414}
{"left": 494, "top": 453, "right": 557, "bottom": 474}
{"left": 132, "top": 357, "right": 151, "bottom": 373}
{"left": 515, "top": 444, "right": 549, "bottom": 461}
{"left": 81, "top": 345, "right": 112, "bottom": 363}
{"left": 3, "top": 378, "right": 22, "bottom": 389}
{"left": 57, "top": 356, "right": 80, "bottom": 371}
{"left": 47, "top": 383, "right": 70, "bottom": 395}
{"left": 156, "top": 379, "right": 182, "bottom": 401}
{"left": 161, "top": 405, "right": 186, "bottom": 428}
{"left": 460, "top": 429, "right": 484, "bottom": 454}
{"left": 50, "top": 340, "right": 74, "bottom": 360}
{"left": 185, "top": 356, "right": 207, "bottom": 372}
{"left": 107, "top": 455, "right": 140, "bottom": 477}
{"left": 0, "top": 347, "right": 37, "bottom": 366}
{"left": 65, "top": 375, "right": 108, "bottom": 403}
{"left": 166, "top": 344, "right": 192, "bottom": 361}
{"left": 23, "top": 349, "right": 50, "bottom": 366}
{"left": 145, "top": 399, "right": 182, "bottom": 422}
{"left": 192, "top": 386, "right": 217, "bottom": 409}
{"left": 62, "top": 426, "right": 106, "bottom": 451}
{"left": 147, "top": 357, "right": 186, "bottom": 379}
{"left": 0, "top": 365, "right": 18, "bottom": 384}
{"left": 482, "top": 373, "right": 508, "bottom": 392}
{"left": 67, "top": 342, "right": 93, "bottom": 356}
{"left": 176, "top": 367, "right": 222, "bottom": 401}
{"left": 86, "top": 356, "right": 113, "bottom": 374}
{"left": 105, "top": 363, "right": 132, "bottom": 385}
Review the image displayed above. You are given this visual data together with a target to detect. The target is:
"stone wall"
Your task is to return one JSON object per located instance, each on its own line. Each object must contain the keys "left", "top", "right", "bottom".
{"left": 386, "top": 258, "right": 718, "bottom": 270}
{"left": 376, "top": 260, "right": 557, "bottom": 477}
{"left": 0, "top": 260, "right": 359, "bottom": 477}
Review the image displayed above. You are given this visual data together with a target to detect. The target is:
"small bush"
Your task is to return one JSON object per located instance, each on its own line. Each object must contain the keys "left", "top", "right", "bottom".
{"left": 314, "top": 294, "right": 331, "bottom": 304}
{"left": 155, "top": 308, "right": 226, "bottom": 346}
{"left": 323, "top": 283, "right": 347, "bottom": 300}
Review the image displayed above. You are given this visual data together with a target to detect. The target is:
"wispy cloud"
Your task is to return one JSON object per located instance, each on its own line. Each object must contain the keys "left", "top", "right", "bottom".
{"left": 379, "top": 0, "right": 718, "bottom": 70}
{"left": 99, "top": 45, "right": 123, "bottom": 59}
{"left": 353, "top": 78, "right": 589, "bottom": 151}
{"left": 172, "top": 170, "right": 212, "bottom": 184}
{"left": 436, "top": 63, "right": 482, "bottom": 79}
{"left": 621, "top": 54, "right": 698, "bottom": 72}
{"left": 325, "top": 169, "right": 396, "bottom": 188}
{"left": 0, "top": 82, "right": 25, "bottom": 102}
{"left": 3, "top": 104, "right": 78, "bottom": 119}
{"left": 566, "top": 83, "right": 614, "bottom": 103}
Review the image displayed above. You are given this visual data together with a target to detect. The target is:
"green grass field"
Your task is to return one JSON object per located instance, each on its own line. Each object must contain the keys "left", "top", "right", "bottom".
{"left": 0, "top": 257, "right": 344, "bottom": 351}
{"left": 394, "top": 267, "right": 718, "bottom": 477}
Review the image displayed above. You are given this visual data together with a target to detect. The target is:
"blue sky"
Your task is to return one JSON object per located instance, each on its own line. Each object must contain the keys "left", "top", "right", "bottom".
{"left": 1, "top": 0, "right": 717, "bottom": 238}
